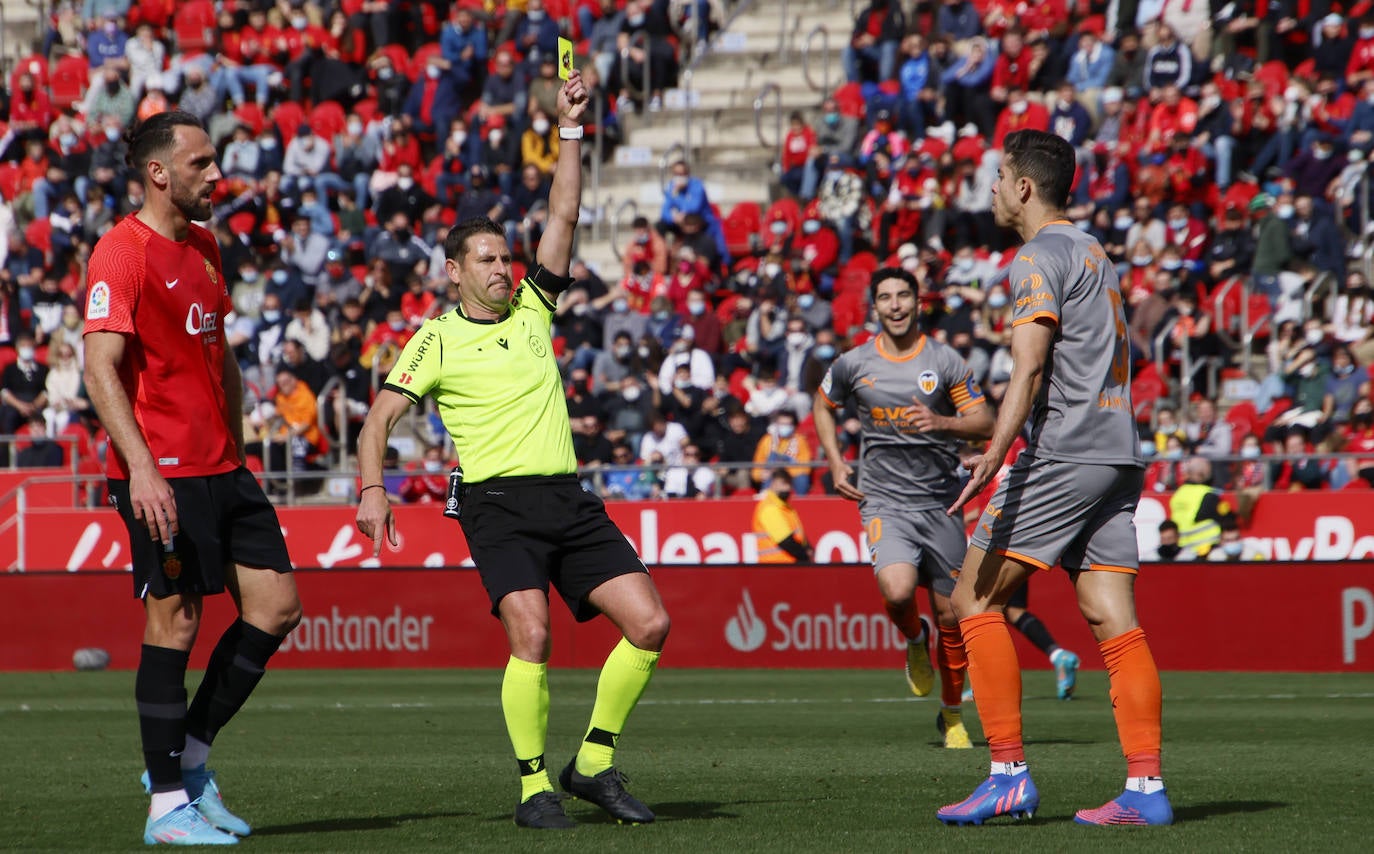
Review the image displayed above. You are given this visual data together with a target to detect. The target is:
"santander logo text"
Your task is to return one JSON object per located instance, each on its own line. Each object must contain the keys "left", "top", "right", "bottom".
{"left": 723, "top": 588, "right": 904, "bottom": 653}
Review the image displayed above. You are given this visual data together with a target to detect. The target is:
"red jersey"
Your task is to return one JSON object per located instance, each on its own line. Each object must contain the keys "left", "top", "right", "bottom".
{"left": 84, "top": 216, "right": 238, "bottom": 480}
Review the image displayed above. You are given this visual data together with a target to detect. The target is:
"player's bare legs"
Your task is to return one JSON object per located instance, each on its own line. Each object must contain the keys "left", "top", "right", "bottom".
{"left": 559, "top": 574, "right": 668, "bottom": 824}
{"left": 1069, "top": 569, "right": 1168, "bottom": 824}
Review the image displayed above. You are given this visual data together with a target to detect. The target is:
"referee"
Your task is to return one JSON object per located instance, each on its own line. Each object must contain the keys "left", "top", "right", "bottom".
{"left": 355, "top": 71, "right": 669, "bottom": 831}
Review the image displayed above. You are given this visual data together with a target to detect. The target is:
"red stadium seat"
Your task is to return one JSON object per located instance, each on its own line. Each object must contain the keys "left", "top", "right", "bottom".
{"left": 1224, "top": 400, "right": 1258, "bottom": 449}
{"left": 352, "top": 98, "right": 379, "bottom": 125}
{"left": 411, "top": 42, "right": 443, "bottom": 80}
{"left": 309, "top": 100, "right": 347, "bottom": 141}
{"left": 721, "top": 201, "right": 761, "bottom": 259}
{"left": 233, "top": 102, "right": 267, "bottom": 136}
{"left": 272, "top": 101, "right": 307, "bottom": 145}
{"left": 830, "top": 291, "right": 867, "bottom": 339}
{"left": 24, "top": 219, "right": 53, "bottom": 262}
{"left": 832, "top": 82, "right": 866, "bottom": 119}
{"left": 0, "top": 162, "right": 20, "bottom": 201}
{"left": 1131, "top": 362, "right": 1169, "bottom": 424}
{"left": 172, "top": 0, "right": 217, "bottom": 55}
{"left": 48, "top": 54, "right": 89, "bottom": 112}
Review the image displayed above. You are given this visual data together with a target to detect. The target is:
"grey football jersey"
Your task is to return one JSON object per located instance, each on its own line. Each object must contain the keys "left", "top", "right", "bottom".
{"left": 1006, "top": 223, "right": 1141, "bottom": 467}
{"left": 820, "top": 335, "right": 986, "bottom": 511}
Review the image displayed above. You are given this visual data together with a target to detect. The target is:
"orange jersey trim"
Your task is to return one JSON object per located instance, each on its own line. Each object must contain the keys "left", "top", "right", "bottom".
{"left": 996, "top": 548, "right": 1052, "bottom": 571}
{"left": 1012, "top": 311, "right": 1059, "bottom": 327}
{"left": 956, "top": 398, "right": 986, "bottom": 413}
{"left": 875, "top": 334, "right": 926, "bottom": 363}
{"left": 1034, "top": 219, "right": 1074, "bottom": 235}
{"left": 817, "top": 387, "right": 838, "bottom": 408}
{"left": 1088, "top": 563, "right": 1139, "bottom": 575}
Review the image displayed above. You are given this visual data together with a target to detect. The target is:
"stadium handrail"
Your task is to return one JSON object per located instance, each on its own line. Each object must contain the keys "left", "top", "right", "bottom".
{"left": 802, "top": 24, "right": 832, "bottom": 94}
{"left": 753, "top": 82, "right": 783, "bottom": 174}
{"left": 609, "top": 198, "right": 640, "bottom": 262}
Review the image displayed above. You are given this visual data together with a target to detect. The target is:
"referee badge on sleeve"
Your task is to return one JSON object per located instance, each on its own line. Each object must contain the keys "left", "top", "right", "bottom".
{"left": 918, "top": 370, "right": 939, "bottom": 395}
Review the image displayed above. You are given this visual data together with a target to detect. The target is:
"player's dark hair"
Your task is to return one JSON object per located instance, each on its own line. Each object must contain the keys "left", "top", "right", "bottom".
{"left": 444, "top": 217, "right": 505, "bottom": 262}
{"left": 1158, "top": 520, "right": 1179, "bottom": 534}
{"left": 125, "top": 110, "right": 206, "bottom": 175}
{"left": 869, "top": 266, "right": 919, "bottom": 305}
{"left": 1003, "top": 129, "right": 1076, "bottom": 210}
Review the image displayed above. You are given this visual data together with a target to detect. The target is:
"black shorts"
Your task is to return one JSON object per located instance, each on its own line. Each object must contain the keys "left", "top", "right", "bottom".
{"left": 109, "top": 467, "right": 292, "bottom": 600}
{"left": 459, "top": 475, "right": 647, "bottom": 622}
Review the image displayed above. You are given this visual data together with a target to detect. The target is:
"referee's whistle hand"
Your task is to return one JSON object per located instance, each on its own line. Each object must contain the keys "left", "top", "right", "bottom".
{"left": 355, "top": 495, "right": 398, "bottom": 557}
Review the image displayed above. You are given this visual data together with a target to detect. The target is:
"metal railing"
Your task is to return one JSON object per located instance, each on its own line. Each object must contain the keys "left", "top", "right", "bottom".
{"left": 753, "top": 82, "right": 783, "bottom": 173}
{"left": 1301, "top": 270, "right": 1338, "bottom": 324}
{"left": 802, "top": 25, "right": 832, "bottom": 94}
{"left": 609, "top": 198, "right": 640, "bottom": 262}
{"left": 680, "top": 67, "right": 695, "bottom": 161}
{"left": 1238, "top": 279, "right": 1269, "bottom": 379}
{"left": 777, "top": 0, "right": 790, "bottom": 62}
{"left": 1211, "top": 276, "right": 1242, "bottom": 351}
{"left": 591, "top": 92, "right": 605, "bottom": 241}
{"left": 624, "top": 31, "right": 654, "bottom": 102}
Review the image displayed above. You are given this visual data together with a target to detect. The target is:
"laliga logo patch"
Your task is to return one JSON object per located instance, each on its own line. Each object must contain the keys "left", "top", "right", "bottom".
{"left": 88, "top": 281, "right": 111, "bottom": 320}
{"left": 918, "top": 370, "right": 939, "bottom": 395}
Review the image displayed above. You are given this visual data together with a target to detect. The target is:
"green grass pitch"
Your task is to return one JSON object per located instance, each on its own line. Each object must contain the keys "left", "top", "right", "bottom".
{"left": 2, "top": 669, "right": 1372, "bottom": 851}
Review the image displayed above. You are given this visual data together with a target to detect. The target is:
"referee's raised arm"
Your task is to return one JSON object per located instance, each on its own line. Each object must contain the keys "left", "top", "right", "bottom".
{"left": 533, "top": 69, "right": 589, "bottom": 285}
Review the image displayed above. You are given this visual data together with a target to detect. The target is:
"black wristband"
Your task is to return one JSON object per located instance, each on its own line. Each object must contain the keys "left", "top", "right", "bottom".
{"left": 530, "top": 263, "right": 574, "bottom": 295}
{"left": 360, "top": 484, "right": 386, "bottom": 494}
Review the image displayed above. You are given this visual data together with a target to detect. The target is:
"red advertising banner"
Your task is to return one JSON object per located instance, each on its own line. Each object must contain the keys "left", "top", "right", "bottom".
{"left": 4, "top": 562, "right": 1373, "bottom": 672}
{"left": 9, "top": 489, "right": 1374, "bottom": 573}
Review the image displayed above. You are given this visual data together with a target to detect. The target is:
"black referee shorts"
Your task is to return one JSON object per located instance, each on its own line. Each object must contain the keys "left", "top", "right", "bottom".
{"left": 459, "top": 475, "right": 648, "bottom": 622}
{"left": 109, "top": 467, "right": 292, "bottom": 600}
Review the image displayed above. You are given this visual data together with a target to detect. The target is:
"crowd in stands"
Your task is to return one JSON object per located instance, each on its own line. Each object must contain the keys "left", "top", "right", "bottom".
{"left": 2, "top": 1, "right": 1374, "bottom": 506}
{"left": 0, "top": 0, "right": 713, "bottom": 485}
{"left": 558, "top": 0, "right": 1374, "bottom": 505}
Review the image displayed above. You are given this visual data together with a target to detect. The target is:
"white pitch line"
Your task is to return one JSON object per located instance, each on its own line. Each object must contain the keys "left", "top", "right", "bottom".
{"left": 2, "top": 691, "right": 1373, "bottom": 714}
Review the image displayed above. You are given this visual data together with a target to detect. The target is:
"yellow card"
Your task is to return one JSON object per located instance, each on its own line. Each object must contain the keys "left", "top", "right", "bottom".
{"left": 558, "top": 37, "right": 574, "bottom": 80}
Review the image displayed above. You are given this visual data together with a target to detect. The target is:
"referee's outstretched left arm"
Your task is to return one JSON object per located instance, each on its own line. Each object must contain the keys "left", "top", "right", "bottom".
{"left": 532, "top": 69, "right": 589, "bottom": 290}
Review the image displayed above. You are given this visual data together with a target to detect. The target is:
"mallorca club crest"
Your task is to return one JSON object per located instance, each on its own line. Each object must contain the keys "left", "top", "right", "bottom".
{"left": 203, "top": 257, "right": 217, "bottom": 287}
{"left": 918, "top": 370, "right": 939, "bottom": 395}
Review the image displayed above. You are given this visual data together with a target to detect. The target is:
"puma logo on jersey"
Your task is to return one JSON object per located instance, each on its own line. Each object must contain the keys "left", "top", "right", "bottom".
{"left": 497, "top": 337, "right": 509, "bottom": 349}
{"left": 859, "top": 376, "right": 876, "bottom": 388}
{"left": 1017, "top": 253, "right": 1036, "bottom": 265}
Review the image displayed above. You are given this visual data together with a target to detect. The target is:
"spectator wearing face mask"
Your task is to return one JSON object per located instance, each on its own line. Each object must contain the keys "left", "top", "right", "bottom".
{"left": 592, "top": 331, "right": 642, "bottom": 395}
{"left": 623, "top": 216, "right": 668, "bottom": 277}
{"left": 1152, "top": 520, "right": 1195, "bottom": 562}
{"left": 683, "top": 289, "right": 723, "bottom": 355}
{"left": 657, "top": 325, "right": 715, "bottom": 394}
{"left": 0, "top": 334, "right": 49, "bottom": 437}
{"left": 400, "top": 445, "right": 455, "bottom": 504}
{"left": 660, "top": 160, "right": 730, "bottom": 265}
{"left": 282, "top": 125, "right": 331, "bottom": 197}
{"left": 751, "top": 410, "right": 814, "bottom": 495}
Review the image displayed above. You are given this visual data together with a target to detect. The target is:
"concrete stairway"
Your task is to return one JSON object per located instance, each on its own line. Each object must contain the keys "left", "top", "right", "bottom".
{"left": 574, "top": 0, "right": 858, "bottom": 280}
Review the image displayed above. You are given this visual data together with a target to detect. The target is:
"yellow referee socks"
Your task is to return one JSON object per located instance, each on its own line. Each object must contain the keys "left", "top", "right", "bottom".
{"left": 576, "top": 637, "right": 661, "bottom": 776}
{"left": 502, "top": 656, "right": 553, "bottom": 802}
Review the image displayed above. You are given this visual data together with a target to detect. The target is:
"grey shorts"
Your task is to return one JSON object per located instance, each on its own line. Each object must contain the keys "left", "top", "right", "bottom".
{"left": 862, "top": 505, "right": 967, "bottom": 597}
{"left": 969, "top": 457, "right": 1143, "bottom": 574}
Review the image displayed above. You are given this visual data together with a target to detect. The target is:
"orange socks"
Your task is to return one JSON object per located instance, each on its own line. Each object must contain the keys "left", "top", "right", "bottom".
{"left": 937, "top": 623, "right": 967, "bottom": 707}
{"left": 959, "top": 611, "right": 1024, "bottom": 763}
{"left": 1100, "top": 627, "right": 1163, "bottom": 778}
